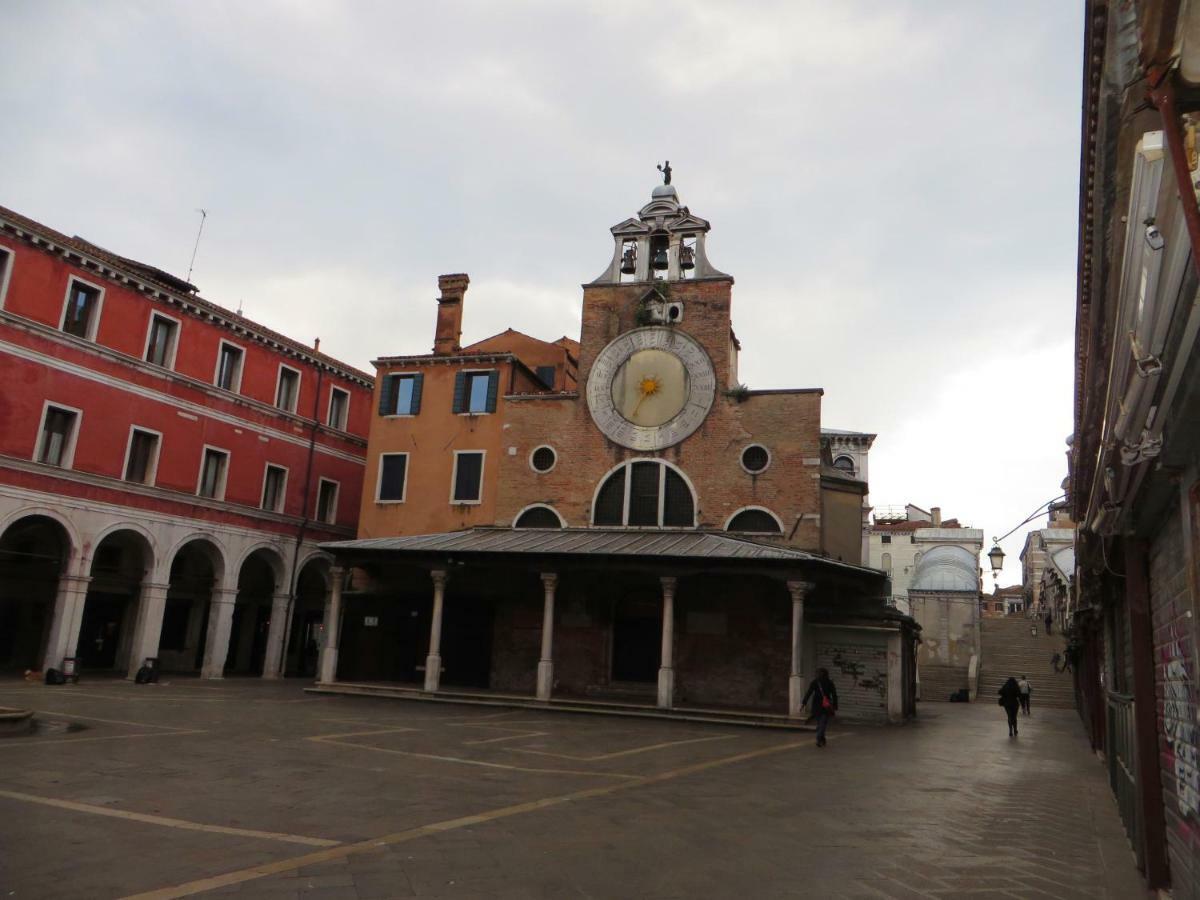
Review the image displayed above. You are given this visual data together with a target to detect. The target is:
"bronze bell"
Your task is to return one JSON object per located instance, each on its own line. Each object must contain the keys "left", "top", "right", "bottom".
{"left": 679, "top": 245, "right": 695, "bottom": 270}
{"left": 620, "top": 246, "right": 637, "bottom": 275}
{"left": 652, "top": 248, "right": 669, "bottom": 270}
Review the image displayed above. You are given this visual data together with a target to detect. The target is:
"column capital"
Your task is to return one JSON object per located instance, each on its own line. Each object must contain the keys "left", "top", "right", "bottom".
{"left": 430, "top": 569, "right": 449, "bottom": 589}
{"left": 540, "top": 572, "right": 558, "bottom": 591}
{"left": 213, "top": 587, "right": 239, "bottom": 602}
{"left": 787, "top": 580, "right": 816, "bottom": 601}
{"left": 660, "top": 575, "right": 677, "bottom": 596}
{"left": 142, "top": 582, "right": 172, "bottom": 593}
{"left": 330, "top": 564, "right": 347, "bottom": 579}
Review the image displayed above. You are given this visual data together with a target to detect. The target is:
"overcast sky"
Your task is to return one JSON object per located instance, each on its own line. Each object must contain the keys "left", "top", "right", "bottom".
{"left": 1, "top": 1, "right": 1081, "bottom": 587}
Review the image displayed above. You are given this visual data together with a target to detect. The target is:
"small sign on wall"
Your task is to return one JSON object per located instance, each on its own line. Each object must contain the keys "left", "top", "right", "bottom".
{"left": 364, "top": 616, "right": 379, "bottom": 627}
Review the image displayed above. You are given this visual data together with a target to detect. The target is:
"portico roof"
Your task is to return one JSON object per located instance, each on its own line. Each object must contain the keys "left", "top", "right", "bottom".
{"left": 323, "top": 527, "right": 886, "bottom": 578}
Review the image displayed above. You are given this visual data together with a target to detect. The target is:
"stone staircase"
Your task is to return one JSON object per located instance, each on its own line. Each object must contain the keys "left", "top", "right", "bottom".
{"left": 979, "top": 616, "right": 1075, "bottom": 710}
{"left": 918, "top": 664, "right": 968, "bottom": 702}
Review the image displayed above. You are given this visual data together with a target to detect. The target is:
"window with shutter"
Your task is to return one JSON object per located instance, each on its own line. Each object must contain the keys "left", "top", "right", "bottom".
{"left": 452, "top": 451, "right": 485, "bottom": 503}
{"left": 452, "top": 370, "right": 467, "bottom": 413}
{"left": 377, "top": 453, "right": 408, "bottom": 502}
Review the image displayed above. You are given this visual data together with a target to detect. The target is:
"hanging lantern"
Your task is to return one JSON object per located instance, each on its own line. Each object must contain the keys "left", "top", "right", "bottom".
{"left": 987, "top": 543, "right": 1005, "bottom": 574}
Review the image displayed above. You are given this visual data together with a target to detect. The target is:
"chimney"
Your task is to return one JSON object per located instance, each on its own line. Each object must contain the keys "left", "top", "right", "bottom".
{"left": 931, "top": 506, "right": 942, "bottom": 527}
{"left": 313, "top": 337, "right": 321, "bottom": 353}
{"left": 433, "top": 273, "right": 469, "bottom": 355}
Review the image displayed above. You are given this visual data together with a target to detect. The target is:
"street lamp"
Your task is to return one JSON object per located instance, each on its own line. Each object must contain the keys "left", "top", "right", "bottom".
{"left": 988, "top": 542, "right": 1005, "bottom": 575}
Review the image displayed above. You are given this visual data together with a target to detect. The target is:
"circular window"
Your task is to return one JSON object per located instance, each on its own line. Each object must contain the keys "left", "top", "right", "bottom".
{"left": 530, "top": 445, "right": 557, "bottom": 473}
{"left": 740, "top": 444, "right": 770, "bottom": 474}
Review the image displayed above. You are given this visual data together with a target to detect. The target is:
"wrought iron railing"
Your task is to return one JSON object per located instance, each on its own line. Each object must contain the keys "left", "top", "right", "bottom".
{"left": 1106, "top": 691, "right": 1142, "bottom": 869}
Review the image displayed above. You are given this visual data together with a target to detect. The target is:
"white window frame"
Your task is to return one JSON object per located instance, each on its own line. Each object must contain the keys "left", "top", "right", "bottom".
{"left": 722, "top": 505, "right": 785, "bottom": 534}
{"left": 196, "top": 444, "right": 231, "bottom": 501}
{"left": 315, "top": 477, "right": 340, "bottom": 523}
{"left": 121, "top": 425, "right": 163, "bottom": 486}
{"left": 34, "top": 400, "right": 83, "bottom": 469}
{"left": 375, "top": 452, "right": 409, "bottom": 504}
{"left": 589, "top": 459, "right": 698, "bottom": 528}
{"left": 260, "top": 462, "right": 289, "bottom": 513}
{"left": 142, "top": 311, "right": 182, "bottom": 370}
{"left": 327, "top": 386, "right": 350, "bottom": 430}
{"left": 528, "top": 444, "right": 557, "bottom": 474}
{"left": 274, "top": 363, "right": 302, "bottom": 413}
{"left": 459, "top": 369, "right": 494, "bottom": 416}
{"left": 213, "top": 339, "right": 246, "bottom": 393}
{"left": 512, "top": 503, "right": 567, "bottom": 528}
{"left": 0, "top": 244, "right": 14, "bottom": 309}
{"left": 449, "top": 449, "right": 486, "bottom": 505}
{"left": 739, "top": 443, "right": 772, "bottom": 475}
{"left": 59, "top": 276, "right": 105, "bottom": 342}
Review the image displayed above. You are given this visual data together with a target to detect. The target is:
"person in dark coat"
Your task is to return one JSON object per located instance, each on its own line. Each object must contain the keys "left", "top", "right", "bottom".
{"left": 1044, "top": 612, "right": 1053, "bottom": 635}
{"left": 999, "top": 676, "right": 1022, "bottom": 736}
{"left": 801, "top": 667, "right": 839, "bottom": 747}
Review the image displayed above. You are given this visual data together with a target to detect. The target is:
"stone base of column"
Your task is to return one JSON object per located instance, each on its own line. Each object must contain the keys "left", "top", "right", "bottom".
{"left": 261, "top": 669, "right": 282, "bottom": 681}
{"left": 536, "top": 660, "right": 553, "bottom": 701}
{"left": 200, "top": 670, "right": 225, "bottom": 681}
{"left": 789, "top": 674, "right": 806, "bottom": 717}
{"left": 657, "top": 666, "right": 674, "bottom": 709}
{"left": 424, "top": 654, "right": 442, "bottom": 692}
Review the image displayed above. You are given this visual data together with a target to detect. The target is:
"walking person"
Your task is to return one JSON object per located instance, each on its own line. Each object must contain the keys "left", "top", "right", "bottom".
{"left": 1051, "top": 651, "right": 1063, "bottom": 673}
{"left": 802, "top": 667, "right": 839, "bottom": 748}
{"left": 1044, "top": 611, "right": 1053, "bottom": 635}
{"left": 999, "top": 677, "right": 1022, "bottom": 736}
{"left": 1017, "top": 675, "right": 1032, "bottom": 715}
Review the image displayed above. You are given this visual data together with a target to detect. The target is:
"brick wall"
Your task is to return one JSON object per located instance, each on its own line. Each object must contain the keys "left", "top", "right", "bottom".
{"left": 1151, "top": 492, "right": 1200, "bottom": 899}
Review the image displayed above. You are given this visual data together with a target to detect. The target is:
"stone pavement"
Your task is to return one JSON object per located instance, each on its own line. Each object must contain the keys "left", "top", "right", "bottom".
{"left": 0, "top": 678, "right": 1149, "bottom": 899}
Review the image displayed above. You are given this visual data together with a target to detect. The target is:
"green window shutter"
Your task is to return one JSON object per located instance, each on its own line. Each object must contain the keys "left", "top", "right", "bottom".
{"left": 452, "top": 370, "right": 467, "bottom": 413}
{"left": 486, "top": 370, "right": 500, "bottom": 413}
{"left": 378, "top": 374, "right": 396, "bottom": 416}
{"left": 411, "top": 373, "right": 424, "bottom": 415}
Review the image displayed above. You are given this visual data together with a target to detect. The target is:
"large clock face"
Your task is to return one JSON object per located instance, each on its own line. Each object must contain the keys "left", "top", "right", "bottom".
{"left": 587, "top": 327, "right": 716, "bottom": 451}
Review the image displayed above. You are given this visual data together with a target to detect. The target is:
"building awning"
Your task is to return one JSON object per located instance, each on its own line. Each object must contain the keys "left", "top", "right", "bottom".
{"left": 323, "top": 527, "right": 886, "bottom": 579}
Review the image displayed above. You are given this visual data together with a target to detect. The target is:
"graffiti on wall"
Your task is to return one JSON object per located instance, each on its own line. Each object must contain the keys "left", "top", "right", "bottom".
{"left": 1160, "top": 620, "right": 1200, "bottom": 821}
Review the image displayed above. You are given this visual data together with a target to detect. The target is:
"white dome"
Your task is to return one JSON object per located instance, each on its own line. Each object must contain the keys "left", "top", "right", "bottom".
{"left": 911, "top": 545, "right": 979, "bottom": 592}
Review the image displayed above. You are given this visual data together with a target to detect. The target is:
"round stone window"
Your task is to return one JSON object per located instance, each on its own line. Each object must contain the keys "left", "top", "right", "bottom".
{"left": 530, "top": 445, "right": 557, "bottom": 473}
{"left": 740, "top": 444, "right": 770, "bottom": 474}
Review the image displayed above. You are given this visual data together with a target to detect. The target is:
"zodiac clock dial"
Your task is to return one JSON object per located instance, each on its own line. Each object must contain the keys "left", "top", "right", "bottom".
{"left": 586, "top": 327, "right": 716, "bottom": 451}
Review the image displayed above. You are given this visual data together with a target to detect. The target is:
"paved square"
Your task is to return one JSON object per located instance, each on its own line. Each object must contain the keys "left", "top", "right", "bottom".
{"left": 0, "top": 679, "right": 1148, "bottom": 898}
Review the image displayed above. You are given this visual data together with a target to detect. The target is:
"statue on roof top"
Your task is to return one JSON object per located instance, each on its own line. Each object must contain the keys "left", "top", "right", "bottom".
{"left": 657, "top": 160, "right": 672, "bottom": 185}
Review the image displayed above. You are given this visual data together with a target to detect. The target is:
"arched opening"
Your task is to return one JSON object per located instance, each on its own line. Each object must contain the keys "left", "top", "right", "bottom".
{"left": 514, "top": 506, "right": 564, "bottom": 529}
{"left": 832, "top": 455, "right": 856, "bottom": 477}
{"left": 286, "top": 557, "right": 330, "bottom": 678}
{"left": 726, "top": 508, "right": 782, "bottom": 534}
{"left": 227, "top": 549, "right": 280, "bottom": 676}
{"left": 80, "top": 529, "right": 152, "bottom": 672}
{"left": 592, "top": 460, "right": 695, "bottom": 527}
{"left": 159, "top": 540, "right": 222, "bottom": 674}
{"left": 0, "top": 515, "right": 70, "bottom": 671}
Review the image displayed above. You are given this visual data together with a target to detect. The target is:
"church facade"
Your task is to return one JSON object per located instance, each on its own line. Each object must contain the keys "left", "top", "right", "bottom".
{"left": 321, "top": 179, "right": 917, "bottom": 724}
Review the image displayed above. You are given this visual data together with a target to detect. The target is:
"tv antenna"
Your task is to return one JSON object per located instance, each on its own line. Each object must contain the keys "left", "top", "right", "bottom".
{"left": 186, "top": 208, "right": 208, "bottom": 284}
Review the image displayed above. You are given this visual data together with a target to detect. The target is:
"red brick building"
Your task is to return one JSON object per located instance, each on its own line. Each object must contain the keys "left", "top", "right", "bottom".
{"left": 322, "top": 179, "right": 917, "bottom": 724}
{"left": 0, "top": 205, "right": 372, "bottom": 681}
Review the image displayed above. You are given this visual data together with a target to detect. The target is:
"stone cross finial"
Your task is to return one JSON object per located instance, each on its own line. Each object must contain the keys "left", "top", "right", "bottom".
{"left": 657, "top": 160, "right": 672, "bottom": 185}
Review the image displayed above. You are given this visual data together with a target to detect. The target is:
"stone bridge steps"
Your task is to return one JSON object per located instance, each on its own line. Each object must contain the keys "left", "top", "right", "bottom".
{"left": 979, "top": 616, "right": 1074, "bottom": 709}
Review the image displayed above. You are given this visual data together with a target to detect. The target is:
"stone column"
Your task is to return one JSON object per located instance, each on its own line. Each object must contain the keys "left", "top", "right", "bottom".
{"left": 125, "top": 582, "right": 170, "bottom": 679}
{"left": 787, "top": 580, "right": 815, "bottom": 717}
{"left": 317, "top": 566, "right": 345, "bottom": 683}
{"left": 424, "top": 569, "right": 448, "bottom": 692}
{"left": 657, "top": 576, "right": 677, "bottom": 709}
{"left": 537, "top": 573, "right": 557, "bottom": 701}
{"left": 201, "top": 587, "right": 239, "bottom": 680}
{"left": 41, "top": 555, "right": 91, "bottom": 671}
{"left": 261, "top": 592, "right": 292, "bottom": 679}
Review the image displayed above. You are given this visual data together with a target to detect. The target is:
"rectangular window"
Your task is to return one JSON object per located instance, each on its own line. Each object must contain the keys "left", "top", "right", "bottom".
{"left": 377, "top": 453, "right": 408, "bottom": 502}
{"left": 37, "top": 405, "right": 79, "bottom": 467}
{"left": 452, "top": 370, "right": 498, "bottom": 414}
{"left": 144, "top": 314, "right": 179, "bottom": 368}
{"left": 316, "top": 478, "right": 339, "bottom": 523}
{"left": 61, "top": 279, "right": 102, "bottom": 340}
{"left": 628, "top": 461, "right": 660, "bottom": 526}
{"left": 198, "top": 447, "right": 229, "bottom": 500}
{"left": 328, "top": 387, "right": 349, "bottom": 429}
{"left": 881, "top": 535, "right": 892, "bottom": 544}
{"left": 451, "top": 451, "right": 484, "bottom": 504}
{"left": 123, "top": 428, "right": 161, "bottom": 485}
{"left": 0, "top": 247, "right": 12, "bottom": 307}
{"left": 380, "top": 373, "right": 422, "bottom": 416}
{"left": 261, "top": 464, "right": 287, "bottom": 512}
{"left": 535, "top": 365, "right": 556, "bottom": 389}
{"left": 215, "top": 342, "right": 244, "bottom": 392}
{"left": 275, "top": 365, "right": 301, "bottom": 413}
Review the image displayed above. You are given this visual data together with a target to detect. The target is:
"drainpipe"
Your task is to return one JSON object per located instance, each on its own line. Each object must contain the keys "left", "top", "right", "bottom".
{"left": 279, "top": 364, "right": 323, "bottom": 676}
{"left": 1148, "top": 76, "right": 1200, "bottom": 276}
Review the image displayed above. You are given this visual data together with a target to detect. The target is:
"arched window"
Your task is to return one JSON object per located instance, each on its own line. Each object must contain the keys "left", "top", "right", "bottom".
{"left": 592, "top": 461, "right": 695, "bottom": 527}
{"left": 881, "top": 552, "right": 892, "bottom": 572}
{"left": 514, "top": 505, "right": 564, "bottom": 528}
{"left": 832, "top": 455, "right": 856, "bottom": 477}
{"left": 725, "top": 508, "right": 782, "bottom": 534}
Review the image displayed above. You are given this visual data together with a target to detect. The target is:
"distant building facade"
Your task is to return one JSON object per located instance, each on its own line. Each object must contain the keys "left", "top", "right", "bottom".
{"left": 0, "top": 205, "right": 372, "bottom": 681}
{"left": 1019, "top": 503, "right": 1075, "bottom": 620}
